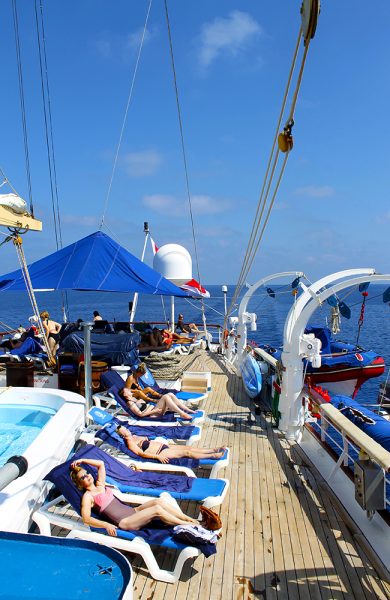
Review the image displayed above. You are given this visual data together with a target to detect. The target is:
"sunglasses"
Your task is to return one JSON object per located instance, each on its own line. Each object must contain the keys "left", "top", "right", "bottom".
{"left": 79, "top": 473, "right": 89, "bottom": 481}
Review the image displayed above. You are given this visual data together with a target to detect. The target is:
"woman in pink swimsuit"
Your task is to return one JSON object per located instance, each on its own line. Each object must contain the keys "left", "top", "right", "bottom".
{"left": 70, "top": 458, "right": 199, "bottom": 537}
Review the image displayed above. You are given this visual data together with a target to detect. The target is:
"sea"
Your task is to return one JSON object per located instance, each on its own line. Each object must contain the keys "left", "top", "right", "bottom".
{"left": 0, "top": 283, "right": 389, "bottom": 406}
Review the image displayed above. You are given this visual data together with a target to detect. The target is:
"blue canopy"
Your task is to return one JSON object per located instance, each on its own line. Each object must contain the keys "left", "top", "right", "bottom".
{"left": 0, "top": 231, "right": 189, "bottom": 296}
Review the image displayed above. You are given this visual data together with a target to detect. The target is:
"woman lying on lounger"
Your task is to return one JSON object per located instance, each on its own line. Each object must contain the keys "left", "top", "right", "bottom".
{"left": 118, "top": 383, "right": 196, "bottom": 421}
{"left": 116, "top": 425, "right": 226, "bottom": 464}
{"left": 70, "top": 458, "right": 200, "bottom": 537}
{"left": 162, "top": 329, "right": 194, "bottom": 346}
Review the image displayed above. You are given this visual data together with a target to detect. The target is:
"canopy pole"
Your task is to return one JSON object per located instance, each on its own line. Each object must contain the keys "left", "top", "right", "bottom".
{"left": 129, "top": 222, "right": 150, "bottom": 324}
{"left": 170, "top": 296, "right": 175, "bottom": 332}
{"left": 82, "top": 321, "right": 93, "bottom": 423}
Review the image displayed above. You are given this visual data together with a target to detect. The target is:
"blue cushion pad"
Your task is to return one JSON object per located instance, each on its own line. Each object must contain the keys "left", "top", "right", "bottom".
{"left": 115, "top": 476, "right": 226, "bottom": 501}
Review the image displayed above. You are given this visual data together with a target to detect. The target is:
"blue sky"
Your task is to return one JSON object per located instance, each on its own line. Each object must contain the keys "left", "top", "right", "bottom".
{"left": 1, "top": 1, "right": 389, "bottom": 284}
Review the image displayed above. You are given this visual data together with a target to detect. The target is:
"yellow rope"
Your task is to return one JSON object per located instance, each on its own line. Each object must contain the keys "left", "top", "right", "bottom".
{"left": 225, "top": 15, "right": 317, "bottom": 329}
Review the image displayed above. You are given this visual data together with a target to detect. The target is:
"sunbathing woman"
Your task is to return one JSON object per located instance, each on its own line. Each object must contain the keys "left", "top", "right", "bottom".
{"left": 116, "top": 425, "right": 227, "bottom": 464}
{"left": 70, "top": 458, "right": 199, "bottom": 537}
{"left": 162, "top": 329, "right": 194, "bottom": 346}
{"left": 118, "top": 385, "right": 196, "bottom": 421}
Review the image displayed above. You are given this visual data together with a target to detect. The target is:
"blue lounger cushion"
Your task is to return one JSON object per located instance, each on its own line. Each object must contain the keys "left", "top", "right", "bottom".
{"left": 89, "top": 407, "right": 201, "bottom": 440}
{"left": 110, "top": 475, "right": 227, "bottom": 502}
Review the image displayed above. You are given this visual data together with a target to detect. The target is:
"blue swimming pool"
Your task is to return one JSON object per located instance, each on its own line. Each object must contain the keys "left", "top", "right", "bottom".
{"left": 0, "top": 404, "right": 57, "bottom": 467}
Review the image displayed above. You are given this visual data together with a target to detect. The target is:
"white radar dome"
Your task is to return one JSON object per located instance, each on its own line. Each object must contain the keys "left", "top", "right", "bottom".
{"left": 153, "top": 244, "right": 192, "bottom": 285}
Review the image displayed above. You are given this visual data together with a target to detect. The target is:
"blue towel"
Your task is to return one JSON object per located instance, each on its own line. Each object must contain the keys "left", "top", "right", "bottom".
{"left": 44, "top": 446, "right": 215, "bottom": 557}
{"left": 10, "top": 337, "right": 44, "bottom": 356}
{"left": 45, "top": 445, "right": 194, "bottom": 497}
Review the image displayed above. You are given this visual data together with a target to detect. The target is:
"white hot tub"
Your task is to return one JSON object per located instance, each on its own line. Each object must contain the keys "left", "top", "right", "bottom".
{"left": 0, "top": 387, "right": 85, "bottom": 532}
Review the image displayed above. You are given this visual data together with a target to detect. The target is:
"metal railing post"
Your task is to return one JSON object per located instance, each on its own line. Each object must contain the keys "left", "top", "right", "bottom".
{"left": 82, "top": 321, "right": 94, "bottom": 422}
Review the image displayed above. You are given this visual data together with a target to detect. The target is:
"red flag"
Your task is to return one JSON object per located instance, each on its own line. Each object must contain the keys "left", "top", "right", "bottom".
{"left": 181, "top": 278, "right": 210, "bottom": 298}
{"left": 150, "top": 237, "right": 159, "bottom": 255}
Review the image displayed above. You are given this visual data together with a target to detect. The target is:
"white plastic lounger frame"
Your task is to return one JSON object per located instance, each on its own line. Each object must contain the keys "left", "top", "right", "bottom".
{"left": 33, "top": 495, "right": 201, "bottom": 583}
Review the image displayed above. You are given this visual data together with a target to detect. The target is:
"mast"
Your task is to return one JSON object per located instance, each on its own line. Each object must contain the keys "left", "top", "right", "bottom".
{"left": 129, "top": 222, "right": 150, "bottom": 324}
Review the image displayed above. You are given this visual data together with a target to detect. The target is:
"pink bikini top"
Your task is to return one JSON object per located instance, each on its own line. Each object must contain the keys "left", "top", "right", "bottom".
{"left": 91, "top": 486, "right": 114, "bottom": 513}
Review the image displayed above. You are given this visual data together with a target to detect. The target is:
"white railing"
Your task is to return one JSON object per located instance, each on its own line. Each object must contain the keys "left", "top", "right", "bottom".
{"left": 302, "top": 390, "right": 390, "bottom": 514}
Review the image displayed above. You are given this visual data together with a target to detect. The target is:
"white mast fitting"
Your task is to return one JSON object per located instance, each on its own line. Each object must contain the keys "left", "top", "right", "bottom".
{"left": 236, "top": 272, "right": 305, "bottom": 369}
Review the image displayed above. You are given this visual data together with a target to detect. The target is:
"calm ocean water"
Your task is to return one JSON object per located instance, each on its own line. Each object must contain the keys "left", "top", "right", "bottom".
{"left": 0, "top": 284, "right": 389, "bottom": 405}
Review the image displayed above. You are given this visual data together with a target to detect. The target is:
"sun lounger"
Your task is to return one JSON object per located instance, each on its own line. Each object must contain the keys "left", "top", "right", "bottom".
{"left": 47, "top": 445, "right": 229, "bottom": 508}
{"left": 97, "top": 372, "right": 205, "bottom": 426}
{"left": 138, "top": 365, "right": 207, "bottom": 404}
{"left": 94, "top": 417, "right": 229, "bottom": 478}
{"left": 88, "top": 406, "right": 202, "bottom": 445}
{"left": 34, "top": 450, "right": 218, "bottom": 583}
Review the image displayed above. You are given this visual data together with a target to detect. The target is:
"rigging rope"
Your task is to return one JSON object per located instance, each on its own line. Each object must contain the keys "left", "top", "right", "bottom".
{"left": 11, "top": 0, "right": 34, "bottom": 216}
{"left": 100, "top": 0, "right": 153, "bottom": 229}
{"left": 225, "top": 20, "right": 315, "bottom": 333}
{"left": 12, "top": 234, "right": 55, "bottom": 366}
{"left": 34, "top": 0, "right": 69, "bottom": 320}
{"left": 163, "top": 0, "right": 208, "bottom": 336}
{"left": 34, "top": 0, "right": 62, "bottom": 250}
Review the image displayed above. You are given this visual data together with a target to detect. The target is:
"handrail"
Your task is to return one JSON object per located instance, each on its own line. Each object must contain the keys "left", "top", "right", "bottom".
{"left": 319, "top": 403, "right": 390, "bottom": 471}
{"left": 253, "top": 347, "right": 278, "bottom": 368}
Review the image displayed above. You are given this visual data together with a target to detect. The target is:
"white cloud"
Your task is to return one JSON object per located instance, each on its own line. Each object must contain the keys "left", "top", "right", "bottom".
{"left": 93, "top": 27, "right": 156, "bottom": 61}
{"left": 95, "top": 39, "right": 112, "bottom": 59}
{"left": 62, "top": 214, "right": 99, "bottom": 227}
{"left": 125, "top": 27, "right": 155, "bottom": 53}
{"left": 198, "top": 11, "right": 262, "bottom": 69}
{"left": 295, "top": 185, "right": 335, "bottom": 198}
{"left": 143, "top": 194, "right": 230, "bottom": 216}
{"left": 123, "top": 150, "right": 163, "bottom": 177}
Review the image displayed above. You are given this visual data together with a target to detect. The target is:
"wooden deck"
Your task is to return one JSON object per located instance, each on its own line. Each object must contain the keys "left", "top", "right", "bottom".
{"left": 128, "top": 349, "right": 390, "bottom": 600}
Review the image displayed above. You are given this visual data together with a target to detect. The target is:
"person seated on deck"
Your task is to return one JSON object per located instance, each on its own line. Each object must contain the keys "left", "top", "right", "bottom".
{"left": 126, "top": 362, "right": 162, "bottom": 400}
{"left": 176, "top": 314, "right": 200, "bottom": 335}
{"left": 93, "top": 311, "right": 103, "bottom": 322}
{"left": 70, "top": 458, "right": 201, "bottom": 537}
{"left": 116, "top": 425, "right": 227, "bottom": 464}
{"left": 40, "top": 311, "right": 61, "bottom": 354}
{"left": 118, "top": 380, "right": 196, "bottom": 421}
{"left": 0, "top": 334, "right": 23, "bottom": 352}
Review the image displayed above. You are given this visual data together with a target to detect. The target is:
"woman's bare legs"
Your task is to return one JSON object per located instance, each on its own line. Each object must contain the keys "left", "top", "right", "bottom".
{"left": 163, "top": 393, "right": 196, "bottom": 413}
{"left": 160, "top": 446, "right": 227, "bottom": 460}
{"left": 118, "top": 498, "right": 198, "bottom": 530}
{"left": 156, "top": 395, "right": 193, "bottom": 420}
